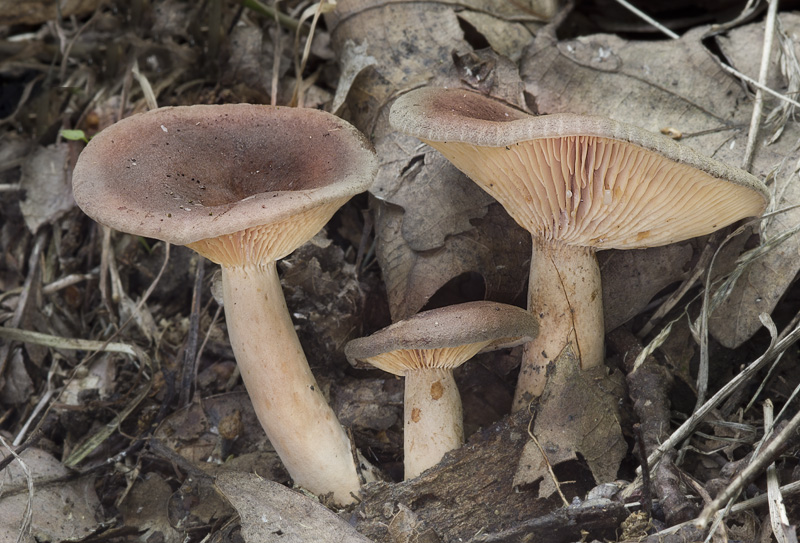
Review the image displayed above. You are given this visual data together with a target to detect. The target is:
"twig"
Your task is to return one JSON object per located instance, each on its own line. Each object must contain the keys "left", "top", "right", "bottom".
{"left": 742, "top": 0, "right": 779, "bottom": 171}
{"left": 637, "top": 311, "right": 800, "bottom": 477}
{"left": 13, "top": 359, "right": 58, "bottom": 446}
{"left": 718, "top": 62, "right": 800, "bottom": 110}
{"left": 610, "top": 0, "right": 679, "bottom": 39}
{"left": 179, "top": 258, "right": 205, "bottom": 407}
{"left": 650, "top": 480, "right": 800, "bottom": 538}
{"left": 696, "top": 398, "right": 800, "bottom": 527}
{"left": 634, "top": 424, "right": 653, "bottom": 519}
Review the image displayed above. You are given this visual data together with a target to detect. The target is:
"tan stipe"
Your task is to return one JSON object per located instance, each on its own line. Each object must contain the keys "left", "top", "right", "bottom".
{"left": 188, "top": 197, "right": 348, "bottom": 266}
{"left": 364, "top": 340, "right": 492, "bottom": 376}
{"left": 429, "top": 137, "right": 766, "bottom": 250}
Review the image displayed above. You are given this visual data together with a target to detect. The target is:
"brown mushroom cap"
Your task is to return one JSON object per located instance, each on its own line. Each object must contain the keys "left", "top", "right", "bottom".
{"left": 73, "top": 104, "right": 377, "bottom": 248}
{"left": 390, "top": 88, "right": 769, "bottom": 250}
{"left": 344, "top": 301, "right": 538, "bottom": 374}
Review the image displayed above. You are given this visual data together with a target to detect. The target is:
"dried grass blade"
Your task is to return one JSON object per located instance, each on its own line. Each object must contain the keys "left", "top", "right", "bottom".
{"left": 764, "top": 401, "right": 795, "bottom": 543}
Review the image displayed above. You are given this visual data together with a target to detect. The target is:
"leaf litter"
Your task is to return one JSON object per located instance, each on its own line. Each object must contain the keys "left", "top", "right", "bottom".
{"left": 0, "top": 0, "right": 800, "bottom": 542}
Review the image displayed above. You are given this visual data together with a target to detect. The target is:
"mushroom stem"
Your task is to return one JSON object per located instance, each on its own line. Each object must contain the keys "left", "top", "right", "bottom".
{"left": 512, "top": 239, "right": 604, "bottom": 411}
{"left": 403, "top": 367, "right": 463, "bottom": 479}
{"left": 221, "top": 263, "right": 362, "bottom": 504}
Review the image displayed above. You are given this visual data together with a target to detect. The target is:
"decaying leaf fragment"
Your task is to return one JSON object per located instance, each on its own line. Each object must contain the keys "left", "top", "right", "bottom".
{"left": 327, "top": 0, "right": 536, "bottom": 318}
{"left": 376, "top": 201, "right": 530, "bottom": 320}
{"left": 708, "top": 14, "right": 800, "bottom": 348}
{"left": 19, "top": 144, "right": 75, "bottom": 233}
{"left": 215, "top": 471, "right": 373, "bottom": 543}
{"left": 0, "top": 447, "right": 102, "bottom": 543}
{"left": 513, "top": 345, "right": 627, "bottom": 498}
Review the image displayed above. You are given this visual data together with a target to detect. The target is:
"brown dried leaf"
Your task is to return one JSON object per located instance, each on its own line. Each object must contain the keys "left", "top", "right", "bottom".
{"left": 0, "top": 447, "right": 101, "bottom": 543}
{"left": 513, "top": 345, "right": 627, "bottom": 497}
{"left": 599, "top": 244, "right": 693, "bottom": 331}
{"left": 708, "top": 14, "right": 800, "bottom": 348}
{"left": 153, "top": 391, "right": 286, "bottom": 481}
{"left": 328, "top": 1, "right": 535, "bottom": 317}
{"left": 215, "top": 471, "right": 374, "bottom": 543}
{"left": 332, "top": 39, "right": 378, "bottom": 115}
{"left": 119, "top": 473, "right": 182, "bottom": 543}
{"left": 19, "top": 144, "right": 74, "bottom": 234}
{"left": 372, "top": 148, "right": 494, "bottom": 251}
{"left": 375, "top": 201, "right": 530, "bottom": 320}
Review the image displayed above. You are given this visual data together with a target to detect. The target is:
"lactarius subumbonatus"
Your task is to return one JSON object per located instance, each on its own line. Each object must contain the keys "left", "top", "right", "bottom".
{"left": 390, "top": 87, "right": 769, "bottom": 411}
{"left": 73, "top": 104, "right": 377, "bottom": 504}
{"left": 345, "top": 301, "right": 537, "bottom": 478}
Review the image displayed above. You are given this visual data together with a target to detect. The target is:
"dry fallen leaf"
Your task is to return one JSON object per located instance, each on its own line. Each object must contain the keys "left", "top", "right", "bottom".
{"left": 513, "top": 345, "right": 627, "bottom": 497}
{"left": 708, "top": 14, "right": 800, "bottom": 348}
{"left": 118, "top": 473, "right": 182, "bottom": 543}
{"left": 19, "top": 144, "right": 75, "bottom": 234}
{"left": 376, "top": 202, "right": 530, "bottom": 320}
{"left": 215, "top": 471, "right": 374, "bottom": 543}
{"left": 153, "top": 391, "right": 286, "bottom": 480}
{"left": 328, "top": 1, "right": 538, "bottom": 318}
{"left": 599, "top": 244, "right": 693, "bottom": 332}
{"left": 0, "top": 447, "right": 101, "bottom": 543}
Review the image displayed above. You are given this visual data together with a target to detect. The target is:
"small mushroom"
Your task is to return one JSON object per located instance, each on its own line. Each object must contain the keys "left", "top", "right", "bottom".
{"left": 390, "top": 88, "right": 770, "bottom": 411}
{"left": 72, "top": 104, "right": 377, "bottom": 504}
{"left": 345, "top": 301, "right": 537, "bottom": 479}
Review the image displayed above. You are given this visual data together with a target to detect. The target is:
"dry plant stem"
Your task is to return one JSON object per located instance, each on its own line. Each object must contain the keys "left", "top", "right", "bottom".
{"left": 764, "top": 401, "right": 794, "bottom": 543}
{"left": 742, "top": 0, "right": 779, "bottom": 171}
{"left": 513, "top": 239, "right": 603, "bottom": 410}
{"left": 222, "top": 263, "right": 361, "bottom": 504}
{"left": 611, "top": 0, "right": 679, "bottom": 39}
{"left": 404, "top": 368, "right": 463, "bottom": 479}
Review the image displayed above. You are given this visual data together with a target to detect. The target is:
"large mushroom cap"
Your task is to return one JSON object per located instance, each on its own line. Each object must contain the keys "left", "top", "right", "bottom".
{"left": 345, "top": 301, "right": 538, "bottom": 374}
{"left": 390, "top": 87, "right": 769, "bottom": 250}
{"left": 73, "top": 104, "right": 377, "bottom": 246}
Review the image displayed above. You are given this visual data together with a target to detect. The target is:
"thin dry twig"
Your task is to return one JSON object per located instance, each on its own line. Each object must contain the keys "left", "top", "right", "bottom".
{"left": 610, "top": 0, "right": 679, "bottom": 39}
{"left": 696, "top": 398, "right": 800, "bottom": 527}
{"left": 634, "top": 310, "right": 800, "bottom": 480}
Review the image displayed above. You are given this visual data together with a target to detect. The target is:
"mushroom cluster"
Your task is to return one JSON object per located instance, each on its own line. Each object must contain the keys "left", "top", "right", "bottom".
{"left": 390, "top": 87, "right": 769, "bottom": 411}
{"left": 72, "top": 104, "right": 377, "bottom": 505}
{"left": 72, "top": 88, "right": 771, "bottom": 496}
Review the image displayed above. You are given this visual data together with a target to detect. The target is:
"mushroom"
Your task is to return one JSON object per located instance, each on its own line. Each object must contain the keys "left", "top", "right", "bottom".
{"left": 389, "top": 87, "right": 770, "bottom": 411}
{"left": 72, "top": 104, "right": 377, "bottom": 504}
{"left": 344, "top": 301, "right": 537, "bottom": 479}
